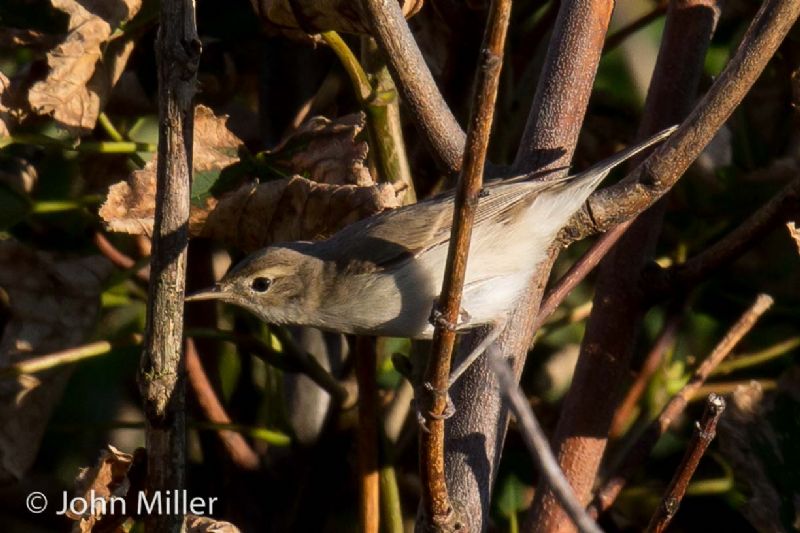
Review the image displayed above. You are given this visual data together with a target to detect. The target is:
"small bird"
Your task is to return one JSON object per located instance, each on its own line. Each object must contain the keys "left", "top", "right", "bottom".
{"left": 187, "top": 127, "right": 675, "bottom": 380}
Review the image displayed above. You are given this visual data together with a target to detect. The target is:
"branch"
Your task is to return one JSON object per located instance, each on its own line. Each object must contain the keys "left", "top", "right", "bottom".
{"left": 445, "top": 0, "right": 615, "bottom": 528}
{"left": 609, "top": 309, "right": 684, "bottom": 439}
{"left": 589, "top": 293, "right": 773, "bottom": 518}
{"left": 360, "top": 0, "right": 466, "bottom": 176}
{"left": 533, "top": 221, "right": 631, "bottom": 331}
{"left": 138, "top": 0, "right": 199, "bottom": 530}
{"left": 529, "top": 1, "right": 720, "bottom": 530}
{"left": 488, "top": 347, "right": 603, "bottom": 533}
{"left": 512, "top": 0, "right": 614, "bottom": 174}
{"left": 567, "top": 0, "right": 800, "bottom": 241}
{"left": 185, "top": 339, "right": 260, "bottom": 471}
{"left": 356, "top": 337, "right": 380, "bottom": 533}
{"left": 645, "top": 394, "right": 726, "bottom": 533}
{"left": 650, "top": 173, "right": 800, "bottom": 298}
{"left": 418, "top": 1, "right": 511, "bottom": 529}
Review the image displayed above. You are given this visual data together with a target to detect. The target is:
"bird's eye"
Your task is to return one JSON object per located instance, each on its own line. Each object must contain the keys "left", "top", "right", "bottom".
{"left": 250, "top": 277, "right": 272, "bottom": 293}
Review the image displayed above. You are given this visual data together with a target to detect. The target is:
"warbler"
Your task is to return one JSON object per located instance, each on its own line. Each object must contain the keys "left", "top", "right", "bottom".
{"left": 187, "top": 127, "right": 675, "bottom": 367}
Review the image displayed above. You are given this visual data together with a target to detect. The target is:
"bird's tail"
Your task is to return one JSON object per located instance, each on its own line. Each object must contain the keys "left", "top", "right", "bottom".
{"left": 503, "top": 125, "right": 678, "bottom": 187}
{"left": 568, "top": 124, "right": 678, "bottom": 188}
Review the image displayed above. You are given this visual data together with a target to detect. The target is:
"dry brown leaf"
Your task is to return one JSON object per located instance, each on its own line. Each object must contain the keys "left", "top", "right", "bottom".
{"left": 252, "top": 0, "right": 423, "bottom": 35}
{"left": 100, "top": 107, "right": 403, "bottom": 251}
{"left": 27, "top": 0, "right": 142, "bottom": 134}
{"left": 0, "top": 240, "right": 111, "bottom": 481}
{"left": 787, "top": 221, "right": 800, "bottom": 255}
{"left": 185, "top": 515, "right": 242, "bottom": 533}
{"left": 265, "top": 112, "right": 371, "bottom": 185}
{"left": 198, "top": 175, "right": 402, "bottom": 252}
{"left": 67, "top": 445, "right": 134, "bottom": 531}
{"left": 102, "top": 169, "right": 402, "bottom": 252}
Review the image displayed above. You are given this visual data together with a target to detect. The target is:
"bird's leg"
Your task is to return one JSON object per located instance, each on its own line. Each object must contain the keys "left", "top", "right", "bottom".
{"left": 414, "top": 323, "right": 503, "bottom": 431}
{"left": 448, "top": 323, "right": 503, "bottom": 387}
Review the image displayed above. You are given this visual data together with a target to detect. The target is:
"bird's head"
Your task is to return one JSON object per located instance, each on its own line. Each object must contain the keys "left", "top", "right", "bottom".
{"left": 186, "top": 244, "right": 320, "bottom": 326}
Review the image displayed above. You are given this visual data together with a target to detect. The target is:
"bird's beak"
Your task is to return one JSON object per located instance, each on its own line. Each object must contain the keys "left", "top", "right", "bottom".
{"left": 185, "top": 284, "right": 226, "bottom": 302}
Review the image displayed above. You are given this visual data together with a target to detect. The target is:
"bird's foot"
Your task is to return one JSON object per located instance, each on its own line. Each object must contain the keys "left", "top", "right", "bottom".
{"left": 428, "top": 301, "right": 471, "bottom": 331}
{"left": 415, "top": 381, "right": 456, "bottom": 433}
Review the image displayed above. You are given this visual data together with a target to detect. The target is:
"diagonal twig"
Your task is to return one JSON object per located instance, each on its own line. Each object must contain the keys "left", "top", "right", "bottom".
{"left": 488, "top": 347, "right": 604, "bottom": 533}
{"left": 645, "top": 394, "right": 726, "bottom": 533}
{"left": 589, "top": 294, "right": 773, "bottom": 518}
{"left": 360, "top": 0, "right": 466, "bottom": 176}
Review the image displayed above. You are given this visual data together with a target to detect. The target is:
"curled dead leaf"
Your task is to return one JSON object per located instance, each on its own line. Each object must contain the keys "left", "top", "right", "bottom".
{"left": 252, "top": 0, "right": 423, "bottom": 35}
{"left": 68, "top": 445, "right": 133, "bottom": 526}
{"left": 27, "top": 0, "right": 142, "bottom": 134}
{"left": 264, "top": 112, "right": 371, "bottom": 185}
{"left": 0, "top": 241, "right": 112, "bottom": 481}
{"left": 197, "top": 176, "right": 403, "bottom": 252}
{"left": 0, "top": 72, "right": 16, "bottom": 137}
{"left": 101, "top": 169, "right": 403, "bottom": 252}
{"left": 100, "top": 106, "right": 402, "bottom": 251}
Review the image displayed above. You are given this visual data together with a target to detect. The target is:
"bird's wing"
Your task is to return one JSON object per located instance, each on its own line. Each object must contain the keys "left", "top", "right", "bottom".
{"left": 317, "top": 181, "right": 553, "bottom": 272}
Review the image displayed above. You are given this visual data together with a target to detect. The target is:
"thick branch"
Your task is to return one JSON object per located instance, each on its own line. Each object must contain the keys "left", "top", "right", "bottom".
{"left": 138, "top": 1, "right": 199, "bottom": 531}
{"left": 512, "top": 0, "right": 614, "bottom": 174}
{"left": 418, "top": 1, "right": 511, "bottom": 529}
{"left": 530, "top": 2, "right": 720, "bottom": 531}
{"left": 445, "top": 0, "right": 614, "bottom": 529}
{"left": 567, "top": 0, "right": 800, "bottom": 241}
{"left": 360, "top": 0, "right": 466, "bottom": 176}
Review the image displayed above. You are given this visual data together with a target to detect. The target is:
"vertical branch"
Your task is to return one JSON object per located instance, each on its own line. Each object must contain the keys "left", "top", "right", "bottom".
{"left": 361, "top": 37, "right": 417, "bottom": 204}
{"left": 356, "top": 337, "right": 380, "bottom": 533}
{"left": 529, "top": 2, "right": 720, "bottom": 531}
{"left": 419, "top": 0, "right": 512, "bottom": 529}
{"left": 138, "top": 0, "right": 199, "bottom": 531}
{"left": 443, "top": 0, "right": 613, "bottom": 529}
{"left": 512, "top": 0, "right": 614, "bottom": 174}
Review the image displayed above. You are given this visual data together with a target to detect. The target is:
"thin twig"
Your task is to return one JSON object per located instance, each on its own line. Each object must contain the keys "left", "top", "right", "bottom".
{"left": 645, "top": 394, "right": 726, "bottom": 533}
{"left": 713, "top": 336, "right": 800, "bottom": 375}
{"left": 138, "top": 1, "right": 199, "bottom": 530}
{"left": 589, "top": 293, "right": 773, "bottom": 518}
{"left": 186, "top": 327, "right": 351, "bottom": 405}
{"left": 184, "top": 339, "right": 260, "bottom": 471}
{"left": 530, "top": 1, "right": 720, "bottom": 529}
{"left": 488, "top": 347, "right": 604, "bottom": 533}
{"left": 610, "top": 309, "right": 684, "bottom": 439}
{"left": 92, "top": 232, "right": 150, "bottom": 283}
{"left": 360, "top": 0, "right": 466, "bottom": 175}
{"left": 356, "top": 337, "right": 380, "bottom": 533}
{"left": 651, "top": 176, "right": 800, "bottom": 299}
{"left": 533, "top": 220, "right": 632, "bottom": 331}
{"left": 418, "top": 0, "right": 512, "bottom": 528}
{"left": 0, "top": 337, "right": 141, "bottom": 378}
